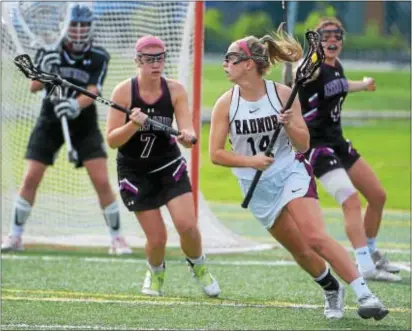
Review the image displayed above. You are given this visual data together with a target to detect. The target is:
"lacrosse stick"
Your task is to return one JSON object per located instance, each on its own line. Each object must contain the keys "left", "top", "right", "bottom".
{"left": 282, "top": 1, "right": 293, "bottom": 88}
{"left": 241, "top": 30, "right": 325, "bottom": 209}
{"left": 4, "top": 2, "right": 80, "bottom": 165}
{"left": 14, "top": 54, "right": 198, "bottom": 145}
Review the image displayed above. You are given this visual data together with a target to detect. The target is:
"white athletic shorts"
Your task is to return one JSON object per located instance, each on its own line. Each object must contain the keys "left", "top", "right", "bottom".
{"left": 238, "top": 157, "right": 317, "bottom": 229}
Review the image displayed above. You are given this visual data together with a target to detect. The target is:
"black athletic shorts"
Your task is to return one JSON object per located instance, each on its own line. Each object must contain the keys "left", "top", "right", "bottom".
{"left": 25, "top": 116, "right": 107, "bottom": 168}
{"left": 118, "top": 157, "right": 192, "bottom": 212}
{"left": 304, "top": 138, "right": 361, "bottom": 178}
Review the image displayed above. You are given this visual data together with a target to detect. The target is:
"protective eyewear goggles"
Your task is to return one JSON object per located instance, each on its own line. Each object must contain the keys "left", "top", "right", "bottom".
{"left": 136, "top": 52, "right": 166, "bottom": 64}
{"left": 318, "top": 28, "right": 344, "bottom": 42}
{"left": 224, "top": 52, "right": 268, "bottom": 65}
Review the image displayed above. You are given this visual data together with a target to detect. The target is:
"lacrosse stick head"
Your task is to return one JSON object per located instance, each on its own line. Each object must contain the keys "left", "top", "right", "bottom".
{"left": 295, "top": 31, "right": 325, "bottom": 85}
{"left": 5, "top": 2, "right": 71, "bottom": 52}
{"left": 14, "top": 54, "right": 60, "bottom": 84}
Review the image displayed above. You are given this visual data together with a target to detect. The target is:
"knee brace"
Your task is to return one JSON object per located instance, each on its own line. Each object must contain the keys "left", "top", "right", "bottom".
{"left": 319, "top": 168, "right": 357, "bottom": 205}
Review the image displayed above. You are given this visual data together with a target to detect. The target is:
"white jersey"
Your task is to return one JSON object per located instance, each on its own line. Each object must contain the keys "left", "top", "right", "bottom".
{"left": 229, "top": 80, "right": 296, "bottom": 180}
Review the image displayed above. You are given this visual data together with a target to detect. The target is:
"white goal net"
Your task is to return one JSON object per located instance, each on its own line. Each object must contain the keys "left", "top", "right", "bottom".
{"left": 1, "top": 1, "right": 271, "bottom": 253}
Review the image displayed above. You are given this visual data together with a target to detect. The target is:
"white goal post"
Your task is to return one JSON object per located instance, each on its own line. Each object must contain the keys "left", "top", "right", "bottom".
{"left": 1, "top": 1, "right": 272, "bottom": 253}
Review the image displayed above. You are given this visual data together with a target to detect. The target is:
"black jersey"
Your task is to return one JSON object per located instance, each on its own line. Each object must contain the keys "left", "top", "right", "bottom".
{"left": 298, "top": 61, "right": 348, "bottom": 147}
{"left": 117, "top": 77, "right": 182, "bottom": 175}
{"left": 39, "top": 45, "right": 110, "bottom": 122}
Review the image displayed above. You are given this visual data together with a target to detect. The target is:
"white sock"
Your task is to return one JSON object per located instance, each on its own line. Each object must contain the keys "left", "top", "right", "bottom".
{"left": 11, "top": 196, "right": 32, "bottom": 236}
{"left": 354, "top": 246, "right": 376, "bottom": 272}
{"left": 313, "top": 267, "right": 329, "bottom": 282}
{"left": 103, "top": 201, "right": 120, "bottom": 238}
{"left": 148, "top": 261, "right": 165, "bottom": 273}
{"left": 350, "top": 277, "right": 372, "bottom": 300}
{"left": 367, "top": 237, "right": 377, "bottom": 254}
{"left": 187, "top": 255, "right": 205, "bottom": 265}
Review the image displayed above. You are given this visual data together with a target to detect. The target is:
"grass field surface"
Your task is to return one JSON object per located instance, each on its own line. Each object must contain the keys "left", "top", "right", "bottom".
{"left": 2, "top": 245, "right": 411, "bottom": 330}
{"left": 2, "top": 63, "right": 410, "bottom": 330}
{"left": 200, "top": 119, "right": 410, "bottom": 210}
{"left": 201, "top": 63, "right": 411, "bottom": 111}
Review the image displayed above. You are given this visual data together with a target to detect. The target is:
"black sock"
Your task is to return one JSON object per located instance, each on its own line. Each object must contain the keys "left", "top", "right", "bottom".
{"left": 315, "top": 269, "right": 340, "bottom": 291}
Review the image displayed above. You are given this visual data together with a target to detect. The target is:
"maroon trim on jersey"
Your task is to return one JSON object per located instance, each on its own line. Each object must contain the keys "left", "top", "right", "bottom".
{"left": 295, "top": 153, "right": 318, "bottom": 199}
{"left": 228, "top": 87, "right": 240, "bottom": 125}
{"left": 135, "top": 77, "right": 167, "bottom": 106}
{"left": 266, "top": 81, "right": 280, "bottom": 114}
{"left": 273, "top": 81, "right": 284, "bottom": 109}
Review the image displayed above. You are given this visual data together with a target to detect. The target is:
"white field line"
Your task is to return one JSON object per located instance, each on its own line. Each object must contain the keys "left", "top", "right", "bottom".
{"left": 1, "top": 324, "right": 205, "bottom": 331}
{"left": 2, "top": 254, "right": 410, "bottom": 272}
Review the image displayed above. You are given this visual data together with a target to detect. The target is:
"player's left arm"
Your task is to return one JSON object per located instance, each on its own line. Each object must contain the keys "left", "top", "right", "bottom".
{"left": 171, "top": 81, "right": 196, "bottom": 148}
{"left": 348, "top": 77, "right": 376, "bottom": 93}
{"left": 277, "top": 83, "right": 310, "bottom": 153}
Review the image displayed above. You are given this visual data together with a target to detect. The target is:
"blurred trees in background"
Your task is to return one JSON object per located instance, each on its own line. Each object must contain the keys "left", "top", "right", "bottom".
{"left": 205, "top": 1, "right": 411, "bottom": 63}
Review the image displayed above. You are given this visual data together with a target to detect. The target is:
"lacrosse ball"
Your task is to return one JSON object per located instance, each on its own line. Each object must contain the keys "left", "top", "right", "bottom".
{"left": 311, "top": 53, "right": 318, "bottom": 63}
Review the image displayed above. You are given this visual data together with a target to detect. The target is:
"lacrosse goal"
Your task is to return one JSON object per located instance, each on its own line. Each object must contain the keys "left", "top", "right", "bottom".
{"left": 1, "top": 1, "right": 271, "bottom": 253}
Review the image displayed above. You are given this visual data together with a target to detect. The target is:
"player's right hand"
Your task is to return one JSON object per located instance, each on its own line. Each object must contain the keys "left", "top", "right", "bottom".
{"left": 35, "top": 49, "right": 61, "bottom": 74}
{"left": 250, "top": 153, "right": 274, "bottom": 171}
{"left": 363, "top": 77, "right": 376, "bottom": 91}
{"left": 130, "top": 107, "right": 148, "bottom": 127}
{"left": 54, "top": 98, "right": 81, "bottom": 119}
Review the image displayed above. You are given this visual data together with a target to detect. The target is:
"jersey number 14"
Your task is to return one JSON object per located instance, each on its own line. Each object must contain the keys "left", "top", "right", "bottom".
{"left": 246, "top": 135, "right": 270, "bottom": 155}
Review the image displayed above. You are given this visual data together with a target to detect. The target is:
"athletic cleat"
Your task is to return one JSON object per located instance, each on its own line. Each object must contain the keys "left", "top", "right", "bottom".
{"left": 108, "top": 235, "right": 132, "bottom": 255}
{"left": 1, "top": 235, "right": 24, "bottom": 252}
{"left": 187, "top": 259, "right": 220, "bottom": 297}
{"left": 324, "top": 282, "right": 345, "bottom": 320}
{"left": 362, "top": 267, "right": 402, "bottom": 282}
{"left": 357, "top": 294, "right": 389, "bottom": 320}
{"left": 141, "top": 268, "right": 165, "bottom": 296}
{"left": 372, "top": 250, "right": 401, "bottom": 274}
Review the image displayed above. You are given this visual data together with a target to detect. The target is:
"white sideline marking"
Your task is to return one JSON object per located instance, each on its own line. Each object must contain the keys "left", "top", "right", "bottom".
{"left": 1, "top": 324, "right": 203, "bottom": 331}
{"left": 2, "top": 254, "right": 410, "bottom": 272}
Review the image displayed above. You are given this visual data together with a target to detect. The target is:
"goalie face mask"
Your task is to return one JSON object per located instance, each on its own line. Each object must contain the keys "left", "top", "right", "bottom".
{"left": 63, "top": 4, "right": 94, "bottom": 58}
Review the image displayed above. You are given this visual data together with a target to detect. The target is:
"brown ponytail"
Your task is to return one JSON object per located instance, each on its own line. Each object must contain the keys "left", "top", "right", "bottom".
{"left": 238, "top": 24, "right": 303, "bottom": 76}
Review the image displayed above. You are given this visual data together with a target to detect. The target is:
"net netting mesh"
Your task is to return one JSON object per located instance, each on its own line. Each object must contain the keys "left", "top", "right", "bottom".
{"left": 1, "top": 1, "right": 271, "bottom": 253}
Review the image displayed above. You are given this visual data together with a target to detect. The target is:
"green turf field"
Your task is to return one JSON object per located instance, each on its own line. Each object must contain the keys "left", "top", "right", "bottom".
{"left": 202, "top": 63, "right": 411, "bottom": 111}
{"left": 200, "top": 119, "right": 410, "bottom": 210}
{"left": 2, "top": 63, "right": 410, "bottom": 330}
{"left": 2, "top": 245, "right": 411, "bottom": 330}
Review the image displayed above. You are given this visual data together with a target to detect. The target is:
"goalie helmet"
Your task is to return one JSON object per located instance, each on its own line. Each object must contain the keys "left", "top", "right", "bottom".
{"left": 63, "top": 4, "right": 94, "bottom": 58}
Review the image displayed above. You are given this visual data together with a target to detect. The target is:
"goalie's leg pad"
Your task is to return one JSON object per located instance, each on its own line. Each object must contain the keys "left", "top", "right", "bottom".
{"left": 103, "top": 200, "right": 120, "bottom": 231}
{"left": 12, "top": 195, "right": 32, "bottom": 227}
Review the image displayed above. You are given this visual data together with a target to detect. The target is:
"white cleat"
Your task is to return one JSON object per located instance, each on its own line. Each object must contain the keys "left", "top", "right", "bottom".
{"left": 324, "top": 282, "right": 345, "bottom": 320}
{"left": 362, "top": 267, "right": 402, "bottom": 282}
{"left": 372, "top": 250, "right": 401, "bottom": 274}
{"left": 108, "top": 235, "right": 132, "bottom": 255}
{"left": 358, "top": 294, "right": 389, "bottom": 320}
{"left": 1, "top": 235, "right": 24, "bottom": 252}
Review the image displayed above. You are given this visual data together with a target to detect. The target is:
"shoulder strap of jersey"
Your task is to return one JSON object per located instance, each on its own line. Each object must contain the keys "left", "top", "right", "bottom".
{"left": 265, "top": 80, "right": 281, "bottom": 114}
{"left": 228, "top": 85, "right": 240, "bottom": 124}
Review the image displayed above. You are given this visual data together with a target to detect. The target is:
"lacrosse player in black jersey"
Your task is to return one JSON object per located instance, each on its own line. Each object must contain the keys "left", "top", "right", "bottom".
{"left": 1, "top": 4, "right": 132, "bottom": 256}
{"left": 297, "top": 17, "right": 400, "bottom": 282}
{"left": 106, "top": 35, "right": 220, "bottom": 298}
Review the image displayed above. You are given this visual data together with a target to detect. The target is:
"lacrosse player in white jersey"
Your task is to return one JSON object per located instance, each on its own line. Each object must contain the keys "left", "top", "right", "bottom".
{"left": 209, "top": 27, "right": 389, "bottom": 321}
